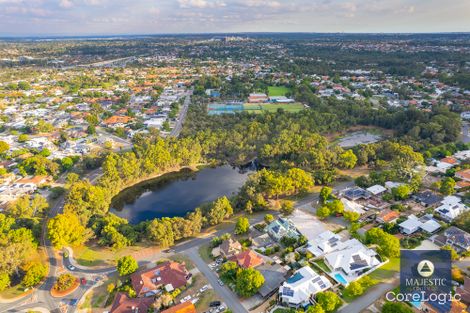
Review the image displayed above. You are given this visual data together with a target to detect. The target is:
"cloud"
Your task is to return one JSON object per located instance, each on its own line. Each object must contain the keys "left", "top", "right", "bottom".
{"left": 84, "top": 0, "right": 104, "bottom": 5}
{"left": 178, "top": 0, "right": 226, "bottom": 9}
{"left": 59, "top": 0, "right": 73, "bottom": 8}
{"left": 238, "top": 0, "right": 281, "bottom": 8}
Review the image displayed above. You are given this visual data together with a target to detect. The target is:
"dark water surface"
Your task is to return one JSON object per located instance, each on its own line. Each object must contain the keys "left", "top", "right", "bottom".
{"left": 110, "top": 165, "right": 251, "bottom": 223}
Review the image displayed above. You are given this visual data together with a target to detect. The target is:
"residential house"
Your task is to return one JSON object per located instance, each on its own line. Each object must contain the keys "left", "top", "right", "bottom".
{"left": 267, "top": 218, "right": 300, "bottom": 242}
{"left": 384, "top": 181, "right": 404, "bottom": 191}
{"left": 456, "top": 169, "right": 470, "bottom": 182}
{"left": 342, "top": 187, "right": 370, "bottom": 201}
{"left": 279, "top": 266, "right": 332, "bottom": 308}
{"left": 433, "top": 157, "right": 458, "bottom": 172}
{"left": 413, "top": 191, "right": 443, "bottom": 208}
{"left": 109, "top": 292, "right": 154, "bottom": 313}
{"left": 399, "top": 214, "right": 441, "bottom": 235}
{"left": 251, "top": 233, "right": 275, "bottom": 250}
{"left": 399, "top": 215, "right": 422, "bottom": 234}
{"left": 306, "top": 230, "right": 342, "bottom": 257}
{"left": 161, "top": 301, "right": 197, "bottom": 313}
{"left": 435, "top": 196, "right": 469, "bottom": 222}
{"left": 376, "top": 209, "right": 400, "bottom": 224}
{"left": 131, "top": 261, "right": 192, "bottom": 297}
{"left": 324, "top": 239, "right": 381, "bottom": 284}
{"left": 257, "top": 263, "right": 288, "bottom": 298}
{"left": 229, "top": 249, "right": 264, "bottom": 268}
{"left": 454, "top": 150, "right": 470, "bottom": 161}
{"left": 439, "top": 226, "right": 470, "bottom": 252}
{"left": 103, "top": 115, "right": 132, "bottom": 127}
{"left": 341, "top": 198, "right": 366, "bottom": 215}
{"left": 366, "top": 185, "right": 387, "bottom": 196}
{"left": 457, "top": 277, "right": 470, "bottom": 305}
{"left": 211, "top": 238, "right": 242, "bottom": 258}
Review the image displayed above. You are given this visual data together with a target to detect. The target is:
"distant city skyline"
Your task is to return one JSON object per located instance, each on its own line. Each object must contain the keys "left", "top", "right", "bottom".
{"left": 0, "top": 0, "right": 469, "bottom": 36}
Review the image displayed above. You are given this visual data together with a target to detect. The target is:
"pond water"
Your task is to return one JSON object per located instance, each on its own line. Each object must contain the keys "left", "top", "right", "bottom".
{"left": 110, "top": 165, "right": 252, "bottom": 224}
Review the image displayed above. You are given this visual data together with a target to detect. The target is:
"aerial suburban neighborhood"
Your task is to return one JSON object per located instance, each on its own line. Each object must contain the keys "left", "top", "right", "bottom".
{"left": 0, "top": 12, "right": 470, "bottom": 313}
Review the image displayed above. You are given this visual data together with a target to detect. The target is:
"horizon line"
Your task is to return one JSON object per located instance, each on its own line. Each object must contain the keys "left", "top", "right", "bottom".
{"left": 1, "top": 31, "right": 470, "bottom": 40}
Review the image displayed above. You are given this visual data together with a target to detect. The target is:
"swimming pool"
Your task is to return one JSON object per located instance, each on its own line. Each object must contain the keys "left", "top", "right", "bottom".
{"left": 334, "top": 273, "right": 348, "bottom": 285}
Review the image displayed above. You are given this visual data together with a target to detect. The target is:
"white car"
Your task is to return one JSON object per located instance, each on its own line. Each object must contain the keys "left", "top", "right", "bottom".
{"left": 68, "top": 265, "right": 76, "bottom": 271}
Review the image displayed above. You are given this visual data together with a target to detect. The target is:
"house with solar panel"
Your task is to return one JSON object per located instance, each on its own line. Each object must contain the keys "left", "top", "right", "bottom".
{"left": 434, "top": 195, "right": 469, "bottom": 222}
{"left": 266, "top": 218, "right": 300, "bottom": 242}
{"left": 278, "top": 266, "right": 332, "bottom": 308}
{"left": 323, "top": 239, "right": 382, "bottom": 286}
{"left": 305, "top": 230, "right": 343, "bottom": 257}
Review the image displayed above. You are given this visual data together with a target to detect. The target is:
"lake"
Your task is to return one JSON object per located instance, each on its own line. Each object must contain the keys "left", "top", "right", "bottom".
{"left": 110, "top": 165, "right": 252, "bottom": 223}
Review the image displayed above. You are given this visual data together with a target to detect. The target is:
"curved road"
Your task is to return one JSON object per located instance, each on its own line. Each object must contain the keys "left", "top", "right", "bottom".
{"left": 0, "top": 168, "right": 108, "bottom": 313}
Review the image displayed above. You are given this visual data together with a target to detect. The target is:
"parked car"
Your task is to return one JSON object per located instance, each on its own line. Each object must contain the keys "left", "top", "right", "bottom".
{"left": 217, "top": 279, "right": 224, "bottom": 286}
{"left": 209, "top": 301, "right": 221, "bottom": 307}
{"left": 80, "top": 278, "right": 87, "bottom": 285}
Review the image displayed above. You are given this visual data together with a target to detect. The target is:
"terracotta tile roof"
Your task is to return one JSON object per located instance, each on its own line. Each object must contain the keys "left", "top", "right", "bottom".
{"left": 131, "top": 261, "right": 190, "bottom": 297}
{"left": 441, "top": 157, "right": 458, "bottom": 165}
{"left": 110, "top": 292, "right": 153, "bottom": 313}
{"left": 161, "top": 301, "right": 197, "bottom": 313}
{"left": 456, "top": 180, "right": 470, "bottom": 189}
{"left": 16, "top": 175, "right": 49, "bottom": 185}
{"left": 377, "top": 209, "right": 400, "bottom": 223}
{"left": 229, "top": 249, "right": 264, "bottom": 269}
{"left": 456, "top": 169, "right": 470, "bottom": 181}
{"left": 103, "top": 115, "right": 132, "bottom": 125}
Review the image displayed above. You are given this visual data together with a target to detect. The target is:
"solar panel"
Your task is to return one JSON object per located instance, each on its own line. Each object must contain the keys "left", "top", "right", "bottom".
{"left": 283, "top": 287, "right": 294, "bottom": 297}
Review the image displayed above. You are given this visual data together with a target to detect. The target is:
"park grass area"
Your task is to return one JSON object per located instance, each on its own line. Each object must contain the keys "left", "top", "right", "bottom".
{"left": 73, "top": 243, "right": 149, "bottom": 267}
{"left": 268, "top": 86, "right": 291, "bottom": 96}
{"left": 243, "top": 103, "right": 304, "bottom": 113}
{"left": 198, "top": 244, "right": 214, "bottom": 263}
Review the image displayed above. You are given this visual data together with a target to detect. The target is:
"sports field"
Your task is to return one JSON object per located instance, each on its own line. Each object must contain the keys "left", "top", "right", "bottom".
{"left": 243, "top": 102, "right": 304, "bottom": 113}
{"left": 268, "top": 86, "right": 291, "bottom": 96}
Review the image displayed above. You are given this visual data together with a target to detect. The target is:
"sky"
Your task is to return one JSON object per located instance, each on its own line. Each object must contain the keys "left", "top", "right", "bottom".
{"left": 0, "top": 0, "right": 469, "bottom": 36}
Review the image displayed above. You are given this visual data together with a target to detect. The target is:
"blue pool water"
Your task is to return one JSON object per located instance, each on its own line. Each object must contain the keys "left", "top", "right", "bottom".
{"left": 334, "top": 273, "right": 348, "bottom": 285}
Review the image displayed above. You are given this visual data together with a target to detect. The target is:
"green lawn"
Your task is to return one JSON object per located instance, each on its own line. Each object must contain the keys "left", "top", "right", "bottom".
{"left": 268, "top": 86, "right": 291, "bottom": 96}
{"left": 369, "top": 257, "right": 400, "bottom": 280}
{"left": 243, "top": 103, "right": 304, "bottom": 113}
{"left": 312, "top": 259, "right": 331, "bottom": 273}
{"left": 198, "top": 244, "right": 214, "bottom": 263}
{"left": 273, "top": 308, "right": 296, "bottom": 313}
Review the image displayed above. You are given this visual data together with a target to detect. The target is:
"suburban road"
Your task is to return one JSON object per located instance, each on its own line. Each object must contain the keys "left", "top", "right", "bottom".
{"left": 0, "top": 89, "right": 194, "bottom": 313}
{"left": 339, "top": 279, "right": 398, "bottom": 313}
{"left": 0, "top": 168, "right": 107, "bottom": 313}
{"left": 170, "top": 89, "right": 192, "bottom": 137}
{"left": 185, "top": 248, "right": 248, "bottom": 313}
